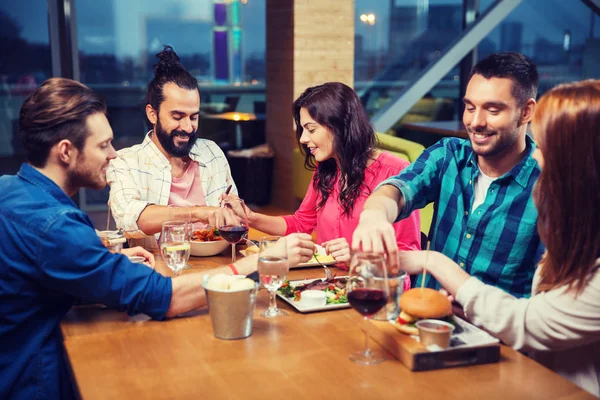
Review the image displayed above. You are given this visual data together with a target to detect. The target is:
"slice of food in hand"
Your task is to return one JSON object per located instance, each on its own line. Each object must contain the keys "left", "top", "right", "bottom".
{"left": 312, "top": 244, "right": 335, "bottom": 263}
{"left": 394, "top": 288, "right": 452, "bottom": 335}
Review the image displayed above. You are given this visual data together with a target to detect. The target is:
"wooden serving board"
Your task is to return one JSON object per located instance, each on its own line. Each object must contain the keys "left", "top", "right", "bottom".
{"left": 365, "top": 319, "right": 500, "bottom": 371}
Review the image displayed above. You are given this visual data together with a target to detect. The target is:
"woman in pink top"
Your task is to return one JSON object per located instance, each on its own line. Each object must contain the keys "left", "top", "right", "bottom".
{"left": 238, "top": 82, "right": 421, "bottom": 267}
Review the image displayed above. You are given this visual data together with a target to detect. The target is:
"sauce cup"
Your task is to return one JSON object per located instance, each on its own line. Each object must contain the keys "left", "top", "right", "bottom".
{"left": 415, "top": 319, "right": 455, "bottom": 349}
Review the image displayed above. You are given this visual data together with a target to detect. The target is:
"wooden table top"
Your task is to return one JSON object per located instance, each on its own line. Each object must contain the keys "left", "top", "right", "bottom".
{"left": 61, "top": 239, "right": 594, "bottom": 400}
{"left": 403, "top": 120, "right": 468, "bottom": 139}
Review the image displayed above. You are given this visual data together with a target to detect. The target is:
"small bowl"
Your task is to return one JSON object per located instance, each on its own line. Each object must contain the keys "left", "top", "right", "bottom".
{"left": 190, "top": 240, "right": 230, "bottom": 257}
{"left": 415, "top": 319, "right": 455, "bottom": 349}
{"left": 128, "top": 256, "right": 146, "bottom": 264}
{"left": 299, "top": 290, "right": 327, "bottom": 308}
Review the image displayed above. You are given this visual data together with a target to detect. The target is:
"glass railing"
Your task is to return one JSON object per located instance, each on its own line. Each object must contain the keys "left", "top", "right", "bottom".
{"left": 354, "top": 0, "right": 463, "bottom": 140}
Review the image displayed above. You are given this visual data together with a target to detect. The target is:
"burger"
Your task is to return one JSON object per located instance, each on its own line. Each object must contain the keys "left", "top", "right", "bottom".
{"left": 394, "top": 288, "right": 452, "bottom": 335}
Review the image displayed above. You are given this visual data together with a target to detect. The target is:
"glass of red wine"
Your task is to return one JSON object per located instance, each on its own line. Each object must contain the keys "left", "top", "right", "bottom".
{"left": 346, "top": 252, "right": 389, "bottom": 365}
{"left": 218, "top": 198, "right": 249, "bottom": 263}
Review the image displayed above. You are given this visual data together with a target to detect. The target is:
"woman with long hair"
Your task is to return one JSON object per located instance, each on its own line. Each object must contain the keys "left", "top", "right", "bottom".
{"left": 237, "top": 82, "right": 420, "bottom": 265}
{"left": 396, "top": 80, "right": 600, "bottom": 396}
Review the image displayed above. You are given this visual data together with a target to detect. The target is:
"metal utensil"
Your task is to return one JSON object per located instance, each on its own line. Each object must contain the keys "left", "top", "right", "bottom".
{"left": 313, "top": 253, "right": 333, "bottom": 281}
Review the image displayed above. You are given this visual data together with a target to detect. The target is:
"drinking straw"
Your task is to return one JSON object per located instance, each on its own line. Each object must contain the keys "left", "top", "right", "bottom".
{"left": 106, "top": 201, "right": 111, "bottom": 232}
{"left": 421, "top": 241, "right": 431, "bottom": 289}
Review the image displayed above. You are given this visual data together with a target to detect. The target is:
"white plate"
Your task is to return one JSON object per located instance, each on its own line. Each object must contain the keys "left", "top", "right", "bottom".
{"left": 240, "top": 244, "right": 337, "bottom": 269}
{"left": 276, "top": 277, "right": 350, "bottom": 313}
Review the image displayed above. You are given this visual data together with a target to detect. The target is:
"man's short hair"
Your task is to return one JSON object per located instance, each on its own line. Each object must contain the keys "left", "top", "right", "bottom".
{"left": 146, "top": 45, "right": 198, "bottom": 112}
{"left": 19, "top": 78, "right": 106, "bottom": 167}
{"left": 470, "top": 52, "right": 539, "bottom": 106}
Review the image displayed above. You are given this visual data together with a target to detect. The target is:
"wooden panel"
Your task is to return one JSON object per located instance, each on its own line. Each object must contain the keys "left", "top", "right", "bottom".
{"left": 266, "top": 0, "right": 354, "bottom": 210}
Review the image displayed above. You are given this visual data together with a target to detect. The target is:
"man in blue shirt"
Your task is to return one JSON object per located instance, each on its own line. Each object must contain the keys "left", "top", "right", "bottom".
{"left": 0, "top": 78, "right": 313, "bottom": 399}
{"left": 353, "top": 52, "right": 544, "bottom": 298}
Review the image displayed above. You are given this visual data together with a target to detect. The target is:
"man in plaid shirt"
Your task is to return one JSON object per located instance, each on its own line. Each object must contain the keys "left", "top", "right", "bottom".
{"left": 353, "top": 52, "right": 544, "bottom": 298}
{"left": 107, "top": 46, "right": 237, "bottom": 249}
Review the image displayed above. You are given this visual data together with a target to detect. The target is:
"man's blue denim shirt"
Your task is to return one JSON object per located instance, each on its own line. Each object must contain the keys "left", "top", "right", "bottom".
{"left": 0, "top": 164, "right": 172, "bottom": 399}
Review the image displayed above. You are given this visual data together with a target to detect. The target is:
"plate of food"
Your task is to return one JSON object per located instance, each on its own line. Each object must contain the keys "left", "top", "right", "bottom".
{"left": 189, "top": 227, "right": 229, "bottom": 257}
{"left": 276, "top": 276, "right": 351, "bottom": 313}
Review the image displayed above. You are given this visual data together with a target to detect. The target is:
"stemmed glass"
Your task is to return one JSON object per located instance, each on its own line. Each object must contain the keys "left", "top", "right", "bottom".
{"left": 159, "top": 221, "right": 190, "bottom": 276}
{"left": 218, "top": 198, "right": 249, "bottom": 262}
{"left": 346, "top": 252, "right": 389, "bottom": 364}
{"left": 258, "top": 235, "right": 289, "bottom": 317}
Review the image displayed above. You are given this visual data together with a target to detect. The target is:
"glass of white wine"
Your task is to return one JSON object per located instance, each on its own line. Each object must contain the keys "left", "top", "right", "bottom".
{"left": 160, "top": 221, "right": 190, "bottom": 276}
{"left": 258, "top": 235, "right": 289, "bottom": 317}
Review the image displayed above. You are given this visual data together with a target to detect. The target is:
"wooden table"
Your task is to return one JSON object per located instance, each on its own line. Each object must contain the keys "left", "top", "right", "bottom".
{"left": 403, "top": 120, "right": 468, "bottom": 139}
{"left": 61, "top": 245, "right": 594, "bottom": 399}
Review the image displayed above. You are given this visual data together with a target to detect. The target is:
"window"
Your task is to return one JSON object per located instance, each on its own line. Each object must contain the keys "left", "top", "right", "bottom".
{"left": 0, "top": 0, "right": 52, "bottom": 175}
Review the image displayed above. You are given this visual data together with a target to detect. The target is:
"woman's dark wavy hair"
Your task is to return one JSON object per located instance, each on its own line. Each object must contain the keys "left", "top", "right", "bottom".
{"left": 146, "top": 45, "right": 198, "bottom": 111}
{"left": 532, "top": 79, "right": 600, "bottom": 295}
{"left": 293, "top": 82, "right": 376, "bottom": 216}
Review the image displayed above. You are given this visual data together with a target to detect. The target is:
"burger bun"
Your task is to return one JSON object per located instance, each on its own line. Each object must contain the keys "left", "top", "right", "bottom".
{"left": 399, "top": 288, "right": 452, "bottom": 319}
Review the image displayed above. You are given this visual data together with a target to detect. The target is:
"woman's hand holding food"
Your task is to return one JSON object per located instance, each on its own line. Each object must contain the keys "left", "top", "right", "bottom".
{"left": 322, "top": 237, "right": 351, "bottom": 265}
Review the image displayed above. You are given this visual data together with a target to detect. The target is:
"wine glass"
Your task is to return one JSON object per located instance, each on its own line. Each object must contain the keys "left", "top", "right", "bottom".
{"left": 346, "top": 252, "right": 389, "bottom": 364}
{"left": 258, "top": 235, "right": 289, "bottom": 317}
{"left": 159, "top": 221, "right": 190, "bottom": 276}
{"left": 218, "top": 198, "right": 249, "bottom": 262}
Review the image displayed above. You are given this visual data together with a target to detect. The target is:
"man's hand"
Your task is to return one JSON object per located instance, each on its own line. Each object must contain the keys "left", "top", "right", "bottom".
{"left": 322, "top": 237, "right": 351, "bottom": 265}
{"left": 122, "top": 246, "right": 155, "bottom": 268}
{"left": 194, "top": 206, "right": 240, "bottom": 227}
{"left": 352, "top": 209, "right": 399, "bottom": 270}
{"left": 219, "top": 194, "right": 256, "bottom": 224}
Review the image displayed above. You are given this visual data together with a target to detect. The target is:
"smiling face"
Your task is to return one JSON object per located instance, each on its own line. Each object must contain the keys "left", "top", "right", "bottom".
{"left": 463, "top": 74, "right": 531, "bottom": 166}
{"left": 298, "top": 107, "right": 335, "bottom": 163}
{"left": 147, "top": 82, "right": 200, "bottom": 158}
{"left": 67, "top": 112, "right": 117, "bottom": 190}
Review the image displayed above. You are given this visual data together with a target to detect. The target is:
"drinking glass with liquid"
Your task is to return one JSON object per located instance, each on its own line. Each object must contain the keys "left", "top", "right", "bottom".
{"left": 257, "top": 235, "right": 289, "bottom": 317}
{"left": 160, "top": 221, "right": 190, "bottom": 276}
{"left": 218, "top": 198, "right": 249, "bottom": 263}
{"left": 346, "top": 252, "right": 389, "bottom": 365}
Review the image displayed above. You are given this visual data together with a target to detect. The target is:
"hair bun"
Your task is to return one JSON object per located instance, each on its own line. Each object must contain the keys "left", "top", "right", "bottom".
{"left": 153, "top": 45, "right": 182, "bottom": 75}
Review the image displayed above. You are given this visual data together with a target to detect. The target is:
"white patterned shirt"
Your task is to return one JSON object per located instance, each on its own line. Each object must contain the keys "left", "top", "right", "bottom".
{"left": 106, "top": 131, "right": 237, "bottom": 249}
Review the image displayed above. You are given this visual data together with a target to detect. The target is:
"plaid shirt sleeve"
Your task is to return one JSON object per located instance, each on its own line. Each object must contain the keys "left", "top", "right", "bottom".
{"left": 196, "top": 140, "right": 238, "bottom": 206}
{"left": 106, "top": 153, "right": 154, "bottom": 238}
{"left": 377, "top": 139, "right": 454, "bottom": 221}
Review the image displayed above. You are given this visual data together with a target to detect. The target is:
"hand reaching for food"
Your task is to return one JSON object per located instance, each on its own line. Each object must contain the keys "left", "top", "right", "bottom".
{"left": 321, "top": 237, "right": 351, "bottom": 265}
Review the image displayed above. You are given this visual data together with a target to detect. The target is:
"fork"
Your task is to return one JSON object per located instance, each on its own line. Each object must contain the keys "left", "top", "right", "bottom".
{"left": 313, "top": 253, "right": 333, "bottom": 281}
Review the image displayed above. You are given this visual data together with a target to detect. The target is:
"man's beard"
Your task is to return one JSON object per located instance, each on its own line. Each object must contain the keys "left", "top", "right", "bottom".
{"left": 68, "top": 154, "right": 106, "bottom": 191}
{"left": 155, "top": 118, "right": 198, "bottom": 158}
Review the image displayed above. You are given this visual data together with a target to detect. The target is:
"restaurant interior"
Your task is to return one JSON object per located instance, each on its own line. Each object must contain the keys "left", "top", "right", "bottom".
{"left": 1, "top": 0, "right": 600, "bottom": 398}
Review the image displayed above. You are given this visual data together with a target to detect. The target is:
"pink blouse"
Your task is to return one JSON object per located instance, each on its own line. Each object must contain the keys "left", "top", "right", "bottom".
{"left": 283, "top": 152, "right": 421, "bottom": 251}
